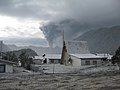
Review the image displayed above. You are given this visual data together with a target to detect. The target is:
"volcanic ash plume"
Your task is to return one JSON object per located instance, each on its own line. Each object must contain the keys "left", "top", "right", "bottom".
{"left": 40, "top": 22, "right": 62, "bottom": 47}
{"left": 40, "top": 19, "right": 89, "bottom": 47}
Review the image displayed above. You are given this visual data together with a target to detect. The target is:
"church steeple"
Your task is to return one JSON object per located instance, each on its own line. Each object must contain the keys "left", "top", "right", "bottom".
{"left": 60, "top": 30, "right": 69, "bottom": 65}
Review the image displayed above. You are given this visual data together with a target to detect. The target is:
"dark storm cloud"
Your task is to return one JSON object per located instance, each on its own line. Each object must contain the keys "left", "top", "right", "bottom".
{"left": 0, "top": 0, "right": 120, "bottom": 23}
{"left": 0, "top": 0, "right": 58, "bottom": 20}
{"left": 0, "top": 0, "right": 120, "bottom": 47}
{"left": 63, "top": 0, "right": 120, "bottom": 26}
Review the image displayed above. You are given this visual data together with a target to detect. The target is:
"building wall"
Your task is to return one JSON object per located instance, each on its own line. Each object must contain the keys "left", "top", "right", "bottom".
{"left": 0, "top": 62, "right": 13, "bottom": 73}
{"left": 33, "top": 59, "right": 42, "bottom": 65}
{"left": 71, "top": 56, "right": 81, "bottom": 67}
{"left": 49, "top": 59, "right": 60, "bottom": 64}
{"left": 0, "top": 64, "right": 5, "bottom": 73}
{"left": 71, "top": 55, "right": 102, "bottom": 66}
{"left": 6, "top": 64, "right": 13, "bottom": 73}
{"left": 81, "top": 59, "right": 102, "bottom": 66}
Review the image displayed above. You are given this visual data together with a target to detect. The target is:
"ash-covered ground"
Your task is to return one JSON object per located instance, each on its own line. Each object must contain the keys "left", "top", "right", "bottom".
{"left": 0, "top": 66, "right": 120, "bottom": 90}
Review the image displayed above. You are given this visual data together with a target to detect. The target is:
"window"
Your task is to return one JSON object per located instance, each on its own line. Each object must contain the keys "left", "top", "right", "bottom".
{"left": 50, "top": 59, "right": 54, "bottom": 64}
{"left": 0, "top": 64, "right": 5, "bottom": 73}
{"left": 93, "top": 61, "right": 97, "bottom": 65}
{"left": 85, "top": 61, "right": 90, "bottom": 65}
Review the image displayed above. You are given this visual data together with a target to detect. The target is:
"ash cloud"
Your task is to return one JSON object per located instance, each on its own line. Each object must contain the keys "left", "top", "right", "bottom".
{"left": 0, "top": 0, "right": 120, "bottom": 22}
{"left": 40, "top": 19, "right": 90, "bottom": 47}
{"left": 40, "top": 0, "right": 120, "bottom": 47}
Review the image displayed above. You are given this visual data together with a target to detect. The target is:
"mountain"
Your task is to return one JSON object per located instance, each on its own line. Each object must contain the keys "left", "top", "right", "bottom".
{"left": 75, "top": 25, "right": 120, "bottom": 54}
{"left": 7, "top": 45, "right": 61, "bottom": 56}
{"left": 7, "top": 44, "right": 22, "bottom": 50}
{"left": 7, "top": 41, "right": 90, "bottom": 55}
{"left": 7, "top": 48, "right": 38, "bottom": 58}
{"left": 0, "top": 41, "right": 11, "bottom": 52}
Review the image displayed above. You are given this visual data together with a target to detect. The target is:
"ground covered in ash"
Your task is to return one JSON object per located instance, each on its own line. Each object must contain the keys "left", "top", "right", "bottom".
{"left": 0, "top": 66, "right": 120, "bottom": 90}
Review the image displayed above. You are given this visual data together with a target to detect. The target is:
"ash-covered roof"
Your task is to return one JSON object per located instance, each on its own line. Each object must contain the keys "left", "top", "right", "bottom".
{"left": 34, "top": 54, "right": 61, "bottom": 60}
{"left": 65, "top": 41, "right": 90, "bottom": 54}
{"left": 46, "top": 54, "right": 61, "bottom": 59}
{"left": 95, "top": 53, "right": 113, "bottom": 59}
{"left": 71, "top": 54, "right": 107, "bottom": 59}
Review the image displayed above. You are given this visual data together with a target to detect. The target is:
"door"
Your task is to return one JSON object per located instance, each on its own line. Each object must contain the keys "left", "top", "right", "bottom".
{"left": 0, "top": 64, "right": 5, "bottom": 73}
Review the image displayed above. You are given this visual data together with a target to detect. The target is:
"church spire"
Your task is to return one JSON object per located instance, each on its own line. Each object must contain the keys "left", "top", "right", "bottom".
{"left": 60, "top": 30, "right": 69, "bottom": 65}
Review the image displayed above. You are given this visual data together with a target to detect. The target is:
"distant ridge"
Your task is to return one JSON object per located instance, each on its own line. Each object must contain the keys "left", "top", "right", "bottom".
{"left": 5, "top": 48, "right": 38, "bottom": 58}
{"left": 0, "top": 41, "right": 11, "bottom": 52}
{"left": 75, "top": 25, "right": 120, "bottom": 54}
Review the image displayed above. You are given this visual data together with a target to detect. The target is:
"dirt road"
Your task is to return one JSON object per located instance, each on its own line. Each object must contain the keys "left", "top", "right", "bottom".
{"left": 0, "top": 71, "right": 120, "bottom": 90}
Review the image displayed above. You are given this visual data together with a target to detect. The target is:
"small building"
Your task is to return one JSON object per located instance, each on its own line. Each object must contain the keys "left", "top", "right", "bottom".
{"left": 47, "top": 54, "right": 61, "bottom": 64}
{"left": 33, "top": 56, "right": 43, "bottom": 65}
{"left": 95, "top": 53, "right": 113, "bottom": 60}
{"left": 95, "top": 53, "right": 113, "bottom": 65}
{"left": 70, "top": 54, "right": 107, "bottom": 67}
{"left": 60, "top": 40, "right": 91, "bottom": 66}
{"left": 33, "top": 54, "right": 61, "bottom": 64}
{"left": 0, "top": 59, "right": 16, "bottom": 73}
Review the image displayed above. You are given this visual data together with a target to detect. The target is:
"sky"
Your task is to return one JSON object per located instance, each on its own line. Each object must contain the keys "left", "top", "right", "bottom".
{"left": 0, "top": 0, "right": 120, "bottom": 47}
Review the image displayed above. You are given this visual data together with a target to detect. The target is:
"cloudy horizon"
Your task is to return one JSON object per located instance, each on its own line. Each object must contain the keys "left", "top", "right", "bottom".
{"left": 0, "top": 0, "right": 120, "bottom": 46}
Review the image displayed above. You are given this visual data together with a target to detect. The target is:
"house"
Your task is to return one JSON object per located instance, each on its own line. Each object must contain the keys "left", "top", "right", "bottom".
{"left": 33, "top": 56, "right": 43, "bottom": 65}
{"left": 70, "top": 54, "right": 107, "bottom": 67}
{"left": 60, "top": 40, "right": 90, "bottom": 66}
{"left": 95, "top": 53, "right": 113, "bottom": 65}
{"left": 47, "top": 54, "right": 61, "bottom": 64}
{"left": 95, "top": 53, "right": 113, "bottom": 60}
{"left": 60, "top": 40, "right": 111, "bottom": 66}
{"left": 33, "top": 54, "right": 61, "bottom": 64}
{"left": 0, "top": 59, "right": 16, "bottom": 73}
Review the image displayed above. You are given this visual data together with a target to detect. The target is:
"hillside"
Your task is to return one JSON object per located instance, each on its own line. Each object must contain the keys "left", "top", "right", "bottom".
{"left": 76, "top": 25, "right": 120, "bottom": 54}
{"left": 7, "top": 45, "right": 61, "bottom": 56}
{"left": 6, "top": 48, "right": 38, "bottom": 58}
{"left": 0, "top": 41, "right": 11, "bottom": 52}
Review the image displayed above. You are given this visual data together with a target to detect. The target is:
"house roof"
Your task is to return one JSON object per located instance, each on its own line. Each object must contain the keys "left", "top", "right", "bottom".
{"left": 70, "top": 54, "right": 107, "bottom": 59}
{"left": 34, "top": 56, "right": 43, "bottom": 60}
{"left": 46, "top": 54, "right": 61, "bottom": 59}
{"left": 95, "top": 53, "right": 113, "bottom": 59}
{"left": 65, "top": 41, "right": 90, "bottom": 54}
{"left": 0, "top": 59, "right": 16, "bottom": 65}
{"left": 34, "top": 54, "right": 61, "bottom": 60}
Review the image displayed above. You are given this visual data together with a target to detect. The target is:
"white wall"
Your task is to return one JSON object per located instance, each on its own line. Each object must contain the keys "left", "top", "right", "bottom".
{"left": 71, "top": 56, "right": 102, "bottom": 66}
{"left": 71, "top": 56, "right": 81, "bottom": 67}
{"left": 81, "top": 59, "right": 102, "bottom": 66}
{"left": 6, "top": 64, "right": 13, "bottom": 73}
{"left": 0, "top": 62, "right": 13, "bottom": 73}
{"left": 33, "top": 59, "right": 42, "bottom": 65}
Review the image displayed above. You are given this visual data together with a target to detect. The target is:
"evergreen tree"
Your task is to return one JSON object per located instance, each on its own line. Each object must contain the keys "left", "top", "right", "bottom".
{"left": 112, "top": 46, "right": 120, "bottom": 67}
{"left": 2, "top": 52, "right": 18, "bottom": 63}
{"left": 11, "top": 52, "right": 18, "bottom": 63}
{"left": 19, "top": 51, "right": 33, "bottom": 70}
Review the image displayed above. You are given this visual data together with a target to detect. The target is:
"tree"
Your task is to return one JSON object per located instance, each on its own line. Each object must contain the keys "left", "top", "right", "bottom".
{"left": 11, "top": 52, "right": 18, "bottom": 63}
{"left": 2, "top": 52, "right": 18, "bottom": 63}
{"left": 19, "top": 51, "right": 33, "bottom": 70}
{"left": 112, "top": 46, "right": 120, "bottom": 68}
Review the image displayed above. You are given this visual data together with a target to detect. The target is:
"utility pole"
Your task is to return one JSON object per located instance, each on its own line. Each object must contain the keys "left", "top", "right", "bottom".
{"left": 0, "top": 41, "right": 3, "bottom": 59}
